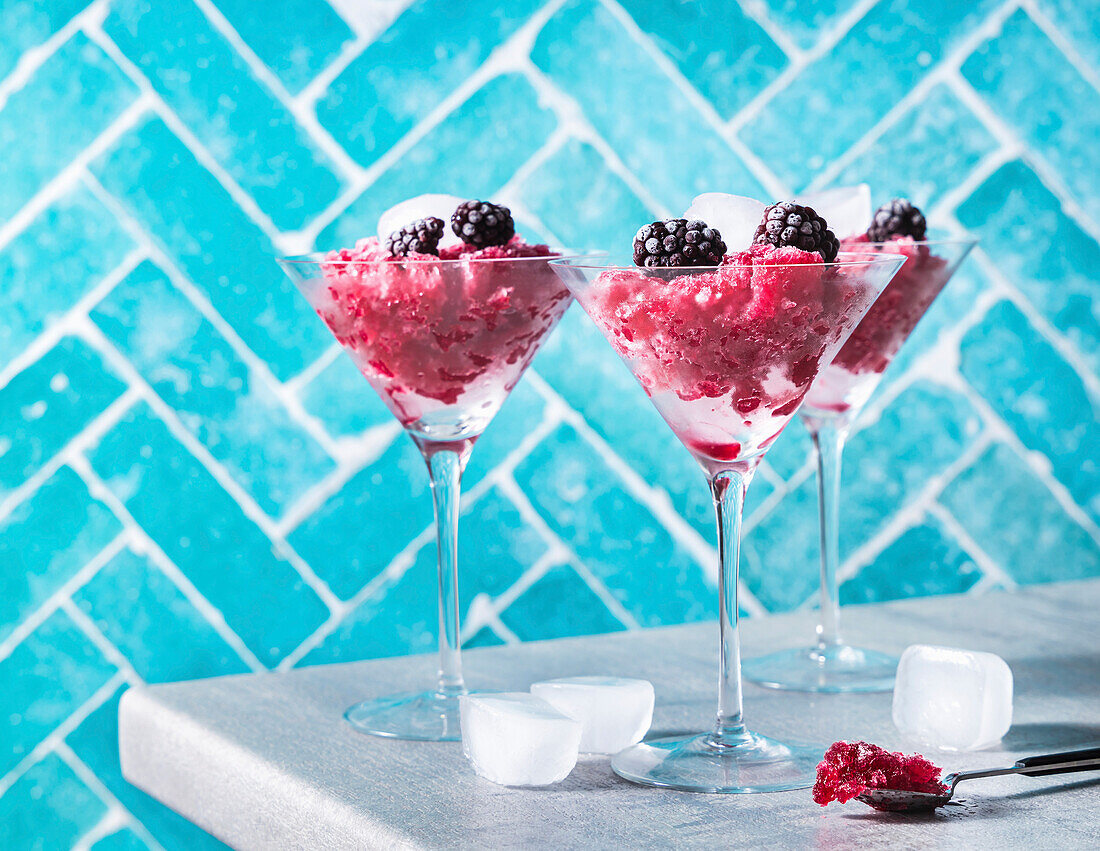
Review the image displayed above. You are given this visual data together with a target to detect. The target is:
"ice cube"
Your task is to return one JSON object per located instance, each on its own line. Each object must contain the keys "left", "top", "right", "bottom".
{"left": 797, "top": 184, "right": 872, "bottom": 239}
{"left": 377, "top": 194, "right": 466, "bottom": 248}
{"left": 683, "top": 193, "right": 766, "bottom": 253}
{"left": 460, "top": 693, "right": 581, "bottom": 786}
{"left": 530, "top": 676, "right": 654, "bottom": 754}
{"left": 892, "top": 644, "right": 1013, "bottom": 752}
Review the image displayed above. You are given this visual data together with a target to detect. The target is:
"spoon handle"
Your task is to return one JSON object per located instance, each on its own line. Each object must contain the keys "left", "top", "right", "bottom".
{"left": 1014, "top": 747, "right": 1100, "bottom": 778}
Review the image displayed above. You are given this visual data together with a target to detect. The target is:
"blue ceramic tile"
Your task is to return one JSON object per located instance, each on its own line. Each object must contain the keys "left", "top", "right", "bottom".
{"left": 532, "top": 0, "right": 764, "bottom": 213}
{"left": 300, "top": 544, "right": 437, "bottom": 665}
{"left": 0, "top": 608, "right": 117, "bottom": 776}
{"left": 957, "top": 160, "right": 1100, "bottom": 374}
{"left": 5, "top": 4, "right": 1100, "bottom": 839}
{"left": 67, "top": 687, "right": 230, "bottom": 850}
{"left": 316, "top": 0, "right": 545, "bottom": 166}
{"left": 463, "top": 376, "right": 546, "bottom": 489}
{"left": 617, "top": 0, "right": 787, "bottom": 119}
{"left": 963, "top": 9, "right": 1100, "bottom": 223}
{"left": 288, "top": 435, "right": 432, "bottom": 600}
{"left": 216, "top": 0, "right": 354, "bottom": 94}
{"left": 741, "top": 474, "right": 820, "bottom": 611}
{"left": 298, "top": 352, "right": 393, "bottom": 439}
{"left": 91, "top": 116, "right": 330, "bottom": 381}
{"left": 0, "top": 0, "right": 86, "bottom": 80}
{"left": 762, "top": 0, "right": 862, "bottom": 49}
{"left": 881, "top": 260, "right": 990, "bottom": 382}
{"left": 514, "top": 423, "right": 711, "bottom": 627}
{"left": 91, "top": 260, "right": 335, "bottom": 515}
{"left": 517, "top": 139, "right": 653, "bottom": 252}
{"left": 92, "top": 828, "right": 151, "bottom": 851}
{"left": 0, "top": 33, "right": 137, "bottom": 221}
{"left": 0, "top": 336, "right": 126, "bottom": 497}
{"left": 105, "top": 0, "right": 343, "bottom": 229}
{"left": 87, "top": 404, "right": 329, "bottom": 664}
{"left": 841, "top": 518, "right": 982, "bottom": 604}
{"left": 500, "top": 563, "right": 625, "bottom": 641}
{"left": 73, "top": 547, "right": 250, "bottom": 683}
{"left": 0, "top": 753, "right": 107, "bottom": 851}
{"left": 318, "top": 73, "right": 557, "bottom": 251}
{"left": 960, "top": 300, "right": 1100, "bottom": 523}
{"left": 1037, "top": 0, "right": 1100, "bottom": 70}
{"left": 834, "top": 83, "right": 998, "bottom": 208}
{"left": 0, "top": 186, "right": 134, "bottom": 368}
{"left": 456, "top": 486, "right": 547, "bottom": 607}
{"left": 839, "top": 380, "right": 982, "bottom": 554}
{"left": 533, "top": 306, "right": 771, "bottom": 541}
{"left": 939, "top": 442, "right": 1100, "bottom": 585}
{"left": 0, "top": 467, "right": 122, "bottom": 640}
{"left": 740, "top": 0, "right": 1000, "bottom": 189}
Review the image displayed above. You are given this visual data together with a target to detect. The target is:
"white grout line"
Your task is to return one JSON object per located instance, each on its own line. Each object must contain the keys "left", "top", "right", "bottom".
{"left": 0, "top": 247, "right": 145, "bottom": 392}
{"left": 0, "top": 95, "right": 151, "bottom": 254}
{"left": 67, "top": 456, "right": 267, "bottom": 674}
{"left": 0, "top": 670, "right": 128, "bottom": 798}
{"left": 0, "top": 386, "right": 142, "bottom": 528}
{"left": 56, "top": 738, "right": 168, "bottom": 851}
{"left": 74, "top": 319, "right": 345, "bottom": 615}
{"left": 598, "top": 0, "right": 788, "bottom": 199}
{"left": 1020, "top": 0, "right": 1100, "bottom": 98}
{"left": 927, "top": 501, "right": 1018, "bottom": 590}
{"left": 494, "top": 473, "right": 640, "bottom": 630}
{"left": 0, "top": 0, "right": 110, "bottom": 110}
{"left": 807, "top": 0, "right": 1022, "bottom": 192}
{"left": 0, "top": 532, "right": 129, "bottom": 663}
{"left": 190, "top": 0, "right": 366, "bottom": 185}
{"left": 79, "top": 169, "right": 346, "bottom": 465}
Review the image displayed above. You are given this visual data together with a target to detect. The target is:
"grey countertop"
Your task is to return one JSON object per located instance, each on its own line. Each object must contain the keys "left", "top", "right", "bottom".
{"left": 119, "top": 580, "right": 1100, "bottom": 849}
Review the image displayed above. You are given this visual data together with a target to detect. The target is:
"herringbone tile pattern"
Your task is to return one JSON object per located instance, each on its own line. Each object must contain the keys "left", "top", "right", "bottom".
{"left": 2, "top": 1, "right": 1099, "bottom": 846}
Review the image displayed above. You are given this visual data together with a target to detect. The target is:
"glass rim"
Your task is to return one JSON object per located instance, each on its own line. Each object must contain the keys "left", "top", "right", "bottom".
{"left": 277, "top": 249, "right": 603, "bottom": 267}
{"left": 856, "top": 235, "right": 980, "bottom": 250}
{"left": 549, "top": 250, "right": 908, "bottom": 272}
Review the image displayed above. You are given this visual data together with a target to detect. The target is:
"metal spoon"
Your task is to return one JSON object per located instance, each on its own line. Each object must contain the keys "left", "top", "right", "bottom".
{"left": 857, "top": 746, "right": 1100, "bottom": 812}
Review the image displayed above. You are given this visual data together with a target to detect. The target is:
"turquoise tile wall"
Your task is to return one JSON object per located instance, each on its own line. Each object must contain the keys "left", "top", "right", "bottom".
{"left": 1, "top": 1, "right": 1098, "bottom": 846}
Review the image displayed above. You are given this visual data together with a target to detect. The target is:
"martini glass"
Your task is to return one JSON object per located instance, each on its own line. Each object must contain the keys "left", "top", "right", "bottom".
{"left": 742, "top": 237, "right": 977, "bottom": 694}
{"left": 551, "top": 251, "right": 905, "bottom": 793}
{"left": 279, "top": 250, "right": 574, "bottom": 740}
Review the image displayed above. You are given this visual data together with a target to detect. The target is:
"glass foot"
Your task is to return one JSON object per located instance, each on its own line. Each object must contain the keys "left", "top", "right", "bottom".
{"left": 345, "top": 690, "right": 466, "bottom": 741}
{"left": 742, "top": 644, "right": 897, "bottom": 693}
{"left": 611, "top": 730, "right": 821, "bottom": 793}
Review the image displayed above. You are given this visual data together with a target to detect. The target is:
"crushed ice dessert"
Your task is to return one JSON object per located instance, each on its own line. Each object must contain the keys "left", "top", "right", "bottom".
{"left": 813, "top": 740, "right": 948, "bottom": 809}
{"left": 804, "top": 198, "right": 951, "bottom": 414}
{"left": 580, "top": 204, "right": 882, "bottom": 467}
{"left": 310, "top": 199, "right": 569, "bottom": 436}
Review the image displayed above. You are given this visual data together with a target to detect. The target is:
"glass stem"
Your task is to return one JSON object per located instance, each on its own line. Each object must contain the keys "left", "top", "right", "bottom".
{"left": 809, "top": 419, "right": 850, "bottom": 652}
{"left": 420, "top": 440, "right": 473, "bottom": 697}
{"left": 708, "top": 462, "right": 757, "bottom": 748}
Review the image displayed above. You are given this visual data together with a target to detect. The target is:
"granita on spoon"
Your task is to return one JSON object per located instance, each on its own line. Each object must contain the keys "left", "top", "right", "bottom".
{"left": 813, "top": 740, "right": 948, "bottom": 809}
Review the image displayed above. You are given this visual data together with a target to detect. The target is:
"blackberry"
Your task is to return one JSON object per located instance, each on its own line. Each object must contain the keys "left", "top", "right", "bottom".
{"left": 867, "top": 198, "right": 927, "bottom": 242}
{"left": 753, "top": 201, "right": 839, "bottom": 262}
{"left": 450, "top": 200, "right": 515, "bottom": 247}
{"left": 632, "top": 219, "right": 726, "bottom": 268}
{"left": 386, "top": 216, "right": 445, "bottom": 257}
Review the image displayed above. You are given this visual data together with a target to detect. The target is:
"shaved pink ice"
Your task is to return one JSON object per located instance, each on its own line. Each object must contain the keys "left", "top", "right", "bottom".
{"left": 804, "top": 235, "right": 950, "bottom": 414}
{"left": 315, "top": 236, "right": 568, "bottom": 429}
{"left": 581, "top": 244, "right": 877, "bottom": 465}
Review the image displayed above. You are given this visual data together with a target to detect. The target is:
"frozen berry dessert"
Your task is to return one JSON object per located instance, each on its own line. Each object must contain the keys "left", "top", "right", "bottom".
{"left": 575, "top": 205, "right": 890, "bottom": 467}
{"left": 804, "top": 199, "right": 952, "bottom": 414}
{"left": 813, "top": 740, "right": 948, "bottom": 809}
{"left": 309, "top": 199, "right": 569, "bottom": 435}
